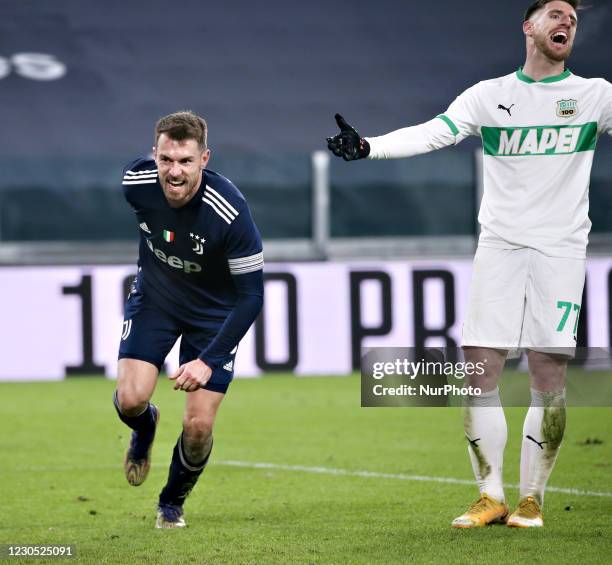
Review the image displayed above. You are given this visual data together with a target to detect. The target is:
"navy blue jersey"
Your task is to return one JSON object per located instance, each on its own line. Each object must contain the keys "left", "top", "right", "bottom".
{"left": 122, "top": 157, "right": 264, "bottom": 367}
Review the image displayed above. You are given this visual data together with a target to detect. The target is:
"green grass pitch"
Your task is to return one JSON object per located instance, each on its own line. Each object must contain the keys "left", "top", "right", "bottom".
{"left": 1, "top": 373, "right": 611, "bottom": 564}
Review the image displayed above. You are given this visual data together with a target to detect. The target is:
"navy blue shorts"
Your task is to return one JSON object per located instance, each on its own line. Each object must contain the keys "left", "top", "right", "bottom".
{"left": 118, "top": 290, "right": 236, "bottom": 394}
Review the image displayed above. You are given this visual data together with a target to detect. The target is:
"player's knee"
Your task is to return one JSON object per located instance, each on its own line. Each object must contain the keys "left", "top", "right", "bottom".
{"left": 465, "top": 363, "right": 501, "bottom": 388}
{"left": 115, "top": 388, "right": 149, "bottom": 416}
{"left": 467, "top": 371, "right": 499, "bottom": 390}
{"left": 463, "top": 347, "right": 505, "bottom": 389}
{"left": 528, "top": 351, "right": 567, "bottom": 390}
{"left": 183, "top": 415, "right": 214, "bottom": 444}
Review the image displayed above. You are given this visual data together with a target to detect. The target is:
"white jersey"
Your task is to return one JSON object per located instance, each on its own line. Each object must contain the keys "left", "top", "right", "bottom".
{"left": 366, "top": 69, "right": 612, "bottom": 258}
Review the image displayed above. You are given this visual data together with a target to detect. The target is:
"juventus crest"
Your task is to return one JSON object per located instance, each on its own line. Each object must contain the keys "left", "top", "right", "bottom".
{"left": 190, "top": 232, "right": 206, "bottom": 255}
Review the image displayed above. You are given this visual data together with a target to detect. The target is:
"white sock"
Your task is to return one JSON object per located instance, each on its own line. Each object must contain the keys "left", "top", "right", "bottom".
{"left": 464, "top": 387, "right": 507, "bottom": 503}
{"left": 520, "top": 388, "right": 566, "bottom": 506}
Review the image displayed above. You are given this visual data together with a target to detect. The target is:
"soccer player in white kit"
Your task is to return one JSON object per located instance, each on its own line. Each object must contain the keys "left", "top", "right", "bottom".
{"left": 327, "top": 0, "right": 612, "bottom": 528}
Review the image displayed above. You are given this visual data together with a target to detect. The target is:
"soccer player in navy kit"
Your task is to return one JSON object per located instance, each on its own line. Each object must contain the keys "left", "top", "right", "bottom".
{"left": 113, "top": 111, "right": 264, "bottom": 528}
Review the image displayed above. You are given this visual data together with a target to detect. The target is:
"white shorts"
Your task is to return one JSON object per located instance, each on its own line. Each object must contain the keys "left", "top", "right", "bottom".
{"left": 461, "top": 246, "right": 586, "bottom": 354}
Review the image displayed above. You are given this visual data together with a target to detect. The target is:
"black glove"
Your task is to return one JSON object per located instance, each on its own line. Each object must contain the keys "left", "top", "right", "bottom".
{"left": 326, "top": 113, "right": 370, "bottom": 161}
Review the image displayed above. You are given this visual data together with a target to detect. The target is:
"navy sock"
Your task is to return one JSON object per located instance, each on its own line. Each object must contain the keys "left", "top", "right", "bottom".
{"left": 113, "top": 390, "right": 157, "bottom": 458}
{"left": 159, "top": 433, "right": 212, "bottom": 507}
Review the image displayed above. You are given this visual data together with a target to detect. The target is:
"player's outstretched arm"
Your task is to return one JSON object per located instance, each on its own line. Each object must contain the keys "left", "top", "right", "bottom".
{"left": 326, "top": 114, "right": 371, "bottom": 161}
{"left": 328, "top": 85, "right": 483, "bottom": 160}
{"left": 327, "top": 114, "right": 462, "bottom": 161}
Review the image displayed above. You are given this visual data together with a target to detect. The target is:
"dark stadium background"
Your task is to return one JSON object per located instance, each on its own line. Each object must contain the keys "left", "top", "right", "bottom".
{"left": 0, "top": 0, "right": 610, "bottom": 245}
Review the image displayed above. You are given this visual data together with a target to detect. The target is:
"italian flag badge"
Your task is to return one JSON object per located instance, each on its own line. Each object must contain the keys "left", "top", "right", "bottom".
{"left": 163, "top": 230, "right": 175, "bottom": 243}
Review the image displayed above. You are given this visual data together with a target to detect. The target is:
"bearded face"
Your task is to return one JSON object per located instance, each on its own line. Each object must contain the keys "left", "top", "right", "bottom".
{"left": 526, "top": 1, "right": 578, "bottom": 63}
{"left": 154, "top": 134, "right": 209, "bottom": 208}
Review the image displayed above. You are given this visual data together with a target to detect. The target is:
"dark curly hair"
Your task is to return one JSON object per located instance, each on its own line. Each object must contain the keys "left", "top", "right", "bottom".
{"left": 524, "top": 0, "right": 581, "bottom": 21}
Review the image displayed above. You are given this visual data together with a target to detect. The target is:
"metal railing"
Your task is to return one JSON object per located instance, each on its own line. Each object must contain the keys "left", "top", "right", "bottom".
{"left": 3, "top": 146, "right": 612, "bottom": 264}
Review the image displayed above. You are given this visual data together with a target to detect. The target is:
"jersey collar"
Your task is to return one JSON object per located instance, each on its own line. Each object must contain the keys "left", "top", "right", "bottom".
{"left": 516, "top": 67, "right": 572, "bottom": 84}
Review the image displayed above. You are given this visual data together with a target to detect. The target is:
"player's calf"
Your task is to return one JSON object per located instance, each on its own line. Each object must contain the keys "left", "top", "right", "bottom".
{"left": 157, "top": 432, "right": 213, "bottom": 527}
{"left": 113, "top": 391, "right": 160, "bottom": 486}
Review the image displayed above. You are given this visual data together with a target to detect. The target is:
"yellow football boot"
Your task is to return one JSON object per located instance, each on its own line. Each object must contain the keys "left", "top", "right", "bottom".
{"left": 507, "top": 496, "right": 544, "bottom": 528}
{"left": 452, "top": 493, "right": 509, "bottom": 528}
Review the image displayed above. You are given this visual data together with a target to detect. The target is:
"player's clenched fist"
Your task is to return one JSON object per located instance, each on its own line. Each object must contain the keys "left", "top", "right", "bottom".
{"left": 326, "top": 113, "right": 370, "bottom": 161}
{"left": 170, "top": 359, "right": 213, "bottom": 392}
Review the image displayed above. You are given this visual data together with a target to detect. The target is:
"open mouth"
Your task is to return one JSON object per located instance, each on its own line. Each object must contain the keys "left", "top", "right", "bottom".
{"left": 167, "top": 179, "right": 186, "bottom": 190}
{"left": 550, "top": 31, "right": 568, "bottom": 45}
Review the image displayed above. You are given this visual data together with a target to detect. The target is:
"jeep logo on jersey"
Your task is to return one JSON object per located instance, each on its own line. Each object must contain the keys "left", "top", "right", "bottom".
{"left": 482, "top": 123, "right": 597, "bottom": 156}
{"left": 146, "top": 240, "right": 202, "bottom": 273}
{"left": 556, "top": 99, "right": 578, "bottom": 118}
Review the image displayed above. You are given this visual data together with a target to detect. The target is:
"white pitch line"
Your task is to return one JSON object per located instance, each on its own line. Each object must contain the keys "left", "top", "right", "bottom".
{"left": 5, "top": 460, "right": 612, "bottom": 499}
{"left": 216, "top": 460, "right": 612, "bottom": 499}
